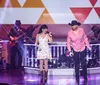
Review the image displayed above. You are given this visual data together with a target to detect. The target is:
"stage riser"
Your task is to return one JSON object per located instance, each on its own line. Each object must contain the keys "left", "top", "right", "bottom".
{"left": 24, "top": 67, "right": 100, "bottom": 76}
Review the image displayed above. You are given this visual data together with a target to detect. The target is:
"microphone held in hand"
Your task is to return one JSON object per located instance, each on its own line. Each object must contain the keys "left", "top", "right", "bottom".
{"left": 69, "top": 51, "right": 74, "bottom": 57}
{"left": 66, "top": 51, "right": 74, "bottom": 57}
{"left": 46, "top": 31, "right": 53, "bottom": 37}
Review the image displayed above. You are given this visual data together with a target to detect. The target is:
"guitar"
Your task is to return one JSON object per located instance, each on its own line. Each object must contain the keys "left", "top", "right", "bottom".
{"left": 9, "top": 33, "right": 25, "bottom": 46}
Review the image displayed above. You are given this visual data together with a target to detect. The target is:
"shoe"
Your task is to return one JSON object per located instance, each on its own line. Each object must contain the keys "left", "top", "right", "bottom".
{"left": 44, "top": 71, "right": 48, "bottom": 83}
{"left": 83, "top": 78, "right": 88, "bottom": 85}
{"left": 76, "top": 79, "right": 79, "bottom": 85}
{"left": 40, "top": 71, "right": 44, "bottom": 83}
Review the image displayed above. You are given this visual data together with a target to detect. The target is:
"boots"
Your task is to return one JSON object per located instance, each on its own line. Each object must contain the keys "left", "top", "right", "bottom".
{"left": 40, "top": 71, "right": 44, "bottom": 83}
{"left": 44, "top": 71, "right": 48, "bottom": 83}
{"left": 76, "top": 76, "right": 79, "bottom": 85}
{"left": 76, "top": 79, "right": 79, "bottom": 85}
{"left": 40, "top": 70, "right": 48, "bottom": 85}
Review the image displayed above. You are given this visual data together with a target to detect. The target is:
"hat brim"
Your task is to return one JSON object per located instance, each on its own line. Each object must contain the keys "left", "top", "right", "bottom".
{"left": 68, "top": 22, "right": 81, "bottom": 26}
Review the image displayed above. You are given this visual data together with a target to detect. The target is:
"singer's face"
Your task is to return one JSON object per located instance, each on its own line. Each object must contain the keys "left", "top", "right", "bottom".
{"left": 72, "top": 25, "right": 78, "bottom": 30}
{"left": 42, "top": 28, "right": 48, "bottom": 33}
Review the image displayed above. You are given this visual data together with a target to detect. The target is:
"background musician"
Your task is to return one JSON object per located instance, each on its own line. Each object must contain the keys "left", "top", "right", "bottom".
{"left": 8, "top": 20, "right": 25, "bottom": 69}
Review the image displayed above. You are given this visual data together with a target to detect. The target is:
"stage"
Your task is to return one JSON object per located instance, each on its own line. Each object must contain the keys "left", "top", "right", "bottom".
{"left": 0, "top": 0, "right": 100, "bottom": 85}
{"left": 0, "top": 42, "right": 100, "bottom": 85}
{"left": 0, "top": 69, "right": 100, "bottom": 85}
{"left": 24, "top": 67, "right": 100, "bottom": 76}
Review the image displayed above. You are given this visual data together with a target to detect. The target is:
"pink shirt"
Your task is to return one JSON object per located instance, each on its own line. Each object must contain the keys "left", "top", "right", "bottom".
{"left": 67, "top": 28, "right": 90, "bottom": 52}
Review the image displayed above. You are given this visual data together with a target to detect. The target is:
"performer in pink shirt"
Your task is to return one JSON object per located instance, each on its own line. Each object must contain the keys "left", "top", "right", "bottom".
{"left": 67, "top": 20, "right": 91, "bottom": 85}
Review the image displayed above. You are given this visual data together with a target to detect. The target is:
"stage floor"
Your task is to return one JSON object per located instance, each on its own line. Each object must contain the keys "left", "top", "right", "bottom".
{"left": 0, "top": 69, "right": 100, "bottom": 85}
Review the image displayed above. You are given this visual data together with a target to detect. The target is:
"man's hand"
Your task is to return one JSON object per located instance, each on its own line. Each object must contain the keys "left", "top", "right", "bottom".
{"left": 66, "top": 51, "right": 74, "bottom": 57}
{"left": 88, "top": 47, "right": 92, "bottom": 51}
{"left": 10, "top": 36, "right": 15, "bottom": 40}
{"left": 69, "top": 51, "right": 74, "bottom": 57}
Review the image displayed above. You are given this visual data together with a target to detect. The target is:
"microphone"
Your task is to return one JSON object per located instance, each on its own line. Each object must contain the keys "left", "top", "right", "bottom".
{"left": 46, "top": 31, "right": 50, "bottom": 34}
{"left": 46, "top": 31, "right": 53, "bottom": 37}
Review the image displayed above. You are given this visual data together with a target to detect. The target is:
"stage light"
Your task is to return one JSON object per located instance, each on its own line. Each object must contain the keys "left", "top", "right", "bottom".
{"left": 0, "top": 0, "right": 12, "bottom": 24}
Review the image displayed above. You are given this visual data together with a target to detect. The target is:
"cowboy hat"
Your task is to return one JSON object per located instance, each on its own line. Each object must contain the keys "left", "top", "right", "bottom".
{"left": 15, "top": 20, "right": 21, "bottom": 26}
{"left": 69, "top": 20, "right": 81, "bottom": 26}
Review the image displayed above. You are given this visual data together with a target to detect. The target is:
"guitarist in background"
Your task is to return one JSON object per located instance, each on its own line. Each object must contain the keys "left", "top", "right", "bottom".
{"left": 8, "top": 20, "right": 26, "bottom": 69}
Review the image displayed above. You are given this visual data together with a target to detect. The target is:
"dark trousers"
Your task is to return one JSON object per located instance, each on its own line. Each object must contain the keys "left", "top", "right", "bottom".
{"left": 10, "top": 44, "right": 22, "bottom": 69}
{"left": 73, "top": 48, "right": 87, "bottom": 80}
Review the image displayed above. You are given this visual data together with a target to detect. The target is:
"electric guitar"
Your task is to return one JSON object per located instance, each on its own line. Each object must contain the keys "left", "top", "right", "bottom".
{"left": 9, "top": 33, "right": 25, "bottom": 46}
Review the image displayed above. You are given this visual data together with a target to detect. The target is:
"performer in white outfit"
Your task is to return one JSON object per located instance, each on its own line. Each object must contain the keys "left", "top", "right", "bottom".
{"left": 35, "top": 24, "right": 52, "bottom": 83}
{"left": 37, "top": 33, "right": 52, "bottom": 60}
